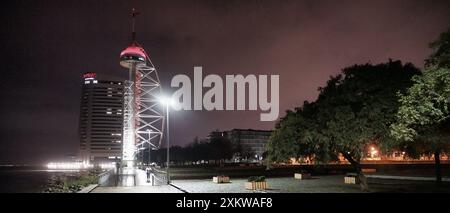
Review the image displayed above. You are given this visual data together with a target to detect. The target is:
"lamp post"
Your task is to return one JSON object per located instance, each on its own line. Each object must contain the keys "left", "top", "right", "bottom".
{"left": 147, "top": 129, "right": 152, "bottom": 166}
{"left": 159, "top": 96, "right": 175, "bottom": 185}
{"left": 140, "top": 144, "right": 144, "bottom": 166}
{"left": 137, "top": 146, "right": 145, "bottom": 168}
{"left": 165, "top": 103, "right": 170, "bottom": 184}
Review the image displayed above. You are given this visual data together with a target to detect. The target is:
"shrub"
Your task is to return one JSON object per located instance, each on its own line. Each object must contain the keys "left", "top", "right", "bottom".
{"left": 247, "top": 176, "right": 266, "bottom": 182}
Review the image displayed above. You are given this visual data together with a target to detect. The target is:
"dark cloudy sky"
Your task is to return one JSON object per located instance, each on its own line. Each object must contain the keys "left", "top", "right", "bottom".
{"left": 1, "top": 0, "right": 449, "bottom": 164}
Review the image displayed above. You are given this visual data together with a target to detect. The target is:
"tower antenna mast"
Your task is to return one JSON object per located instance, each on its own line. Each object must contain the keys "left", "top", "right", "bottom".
{"left": 131, "top": 8, "right": 140, "bottom": 43}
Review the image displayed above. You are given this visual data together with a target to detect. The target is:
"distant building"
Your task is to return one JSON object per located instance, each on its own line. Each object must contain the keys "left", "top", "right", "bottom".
{"left": 222, "top": 129, "right": 272, "bottom": 161}
{"left": 78, "top": 72, "right": 124, "bottom": 163}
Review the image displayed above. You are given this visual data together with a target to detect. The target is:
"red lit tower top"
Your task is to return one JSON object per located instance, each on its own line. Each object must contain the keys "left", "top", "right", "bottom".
{"left": 119, "top": 8, "right": 147, "bottom": 68}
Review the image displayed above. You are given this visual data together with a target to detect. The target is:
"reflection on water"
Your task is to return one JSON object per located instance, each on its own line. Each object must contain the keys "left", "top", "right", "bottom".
{"left": 0, "top": 166, "right": 81, "bottom": 193}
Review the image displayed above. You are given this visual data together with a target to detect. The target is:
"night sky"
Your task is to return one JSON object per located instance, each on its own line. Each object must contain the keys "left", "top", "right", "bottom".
{"left": 1, "top": 0, "right": 449, "bottom": 164}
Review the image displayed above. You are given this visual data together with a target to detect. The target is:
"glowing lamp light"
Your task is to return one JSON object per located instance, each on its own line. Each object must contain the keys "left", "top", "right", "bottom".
{"left": 369, "top": 146, "right": 378, "bottom": 158}
{"left": 158, "top": 96, "right": 177, "bottom": 107}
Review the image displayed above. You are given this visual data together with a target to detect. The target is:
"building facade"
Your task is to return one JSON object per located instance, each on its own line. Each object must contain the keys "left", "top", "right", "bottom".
{"left": 223, "top": 129, "right": 272, "bottom": 161}
{"left": 78, "top": 72, "right": 124, "bottom": 163}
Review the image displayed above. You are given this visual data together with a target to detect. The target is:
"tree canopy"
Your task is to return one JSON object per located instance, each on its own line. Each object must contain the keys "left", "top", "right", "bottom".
{"left": 390, "top": 28, "right": 450, "bottom": 182}
{"left": 149, "top": 134, "right": 234, "bottom": 165}
{"left": 390, "top": 67, "right": 450, "bottom": 144}
{"left": 268, "top": 60, "right": 420, "bottom": 190}
{"left": 426, "top": 28, "right": 450, "bottom": 68}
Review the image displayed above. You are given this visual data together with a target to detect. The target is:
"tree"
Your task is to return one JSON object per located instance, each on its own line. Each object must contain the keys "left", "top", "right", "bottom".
{"left": 391, "top": 28, "right": 450, "bottom": 183}
{"left": 316, "top": 61, "right": 420, "bottom": 191}
{"left": 169, "top": 135, "right": 233, "bottom": 165}
{"left": 390, "top": 67, "right": 450, "bottom": 182}
{"left": 268, "top": 60, "right": 420, "bottom": 191}
{"left": 267, "top": 102, "right": 318, "bottom": 163}
{"left": 209, "top": 133, "right": 233, "bottom": 163}
{"left": 425, "top": 28, "right": 450, "bottom": 68}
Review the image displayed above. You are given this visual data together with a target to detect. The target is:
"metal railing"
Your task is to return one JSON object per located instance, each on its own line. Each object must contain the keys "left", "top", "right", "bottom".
{"left": 98, "top": 169, "right": 115, "bottom": 186}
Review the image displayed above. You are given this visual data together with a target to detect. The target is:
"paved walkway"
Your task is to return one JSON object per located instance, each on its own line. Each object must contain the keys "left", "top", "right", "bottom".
{"left": 91, "top": 185, "right": 183, "bottom": 193}
{"left": 91, "top": 175, "right": 450, "bottom": 193}
{"left": 171, "top": 176, "right": 362, "bottom": 193}
{"left": 367, "top": 174, "right": 450, "bottom": 182}
{"left": 92, "top": 167, "right": 179, "bottom": 193}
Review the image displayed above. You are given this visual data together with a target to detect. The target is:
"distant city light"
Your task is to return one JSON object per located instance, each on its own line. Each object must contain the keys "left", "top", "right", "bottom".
{"left": 46, "top": 162, "right": 116, "bottom": 170}
{"left": 98, "top": 162, "right": 116, "bottom": 169}
{"left": 46, "top": 162, "right": 93, "bottom": 170}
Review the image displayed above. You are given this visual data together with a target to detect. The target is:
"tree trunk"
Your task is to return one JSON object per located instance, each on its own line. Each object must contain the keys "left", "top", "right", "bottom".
{"left": 265, "top": 158, "right": 272, "bottom": 170}
{"left": 342, "top": 152, "right": 369, "bottom": 192}
{"left": 434, "top": 150, "right": 442, "bottom": 183}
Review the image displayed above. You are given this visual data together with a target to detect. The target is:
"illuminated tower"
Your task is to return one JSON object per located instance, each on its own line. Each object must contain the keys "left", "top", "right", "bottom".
{"left": 120, "top": 9, "right": 164, "bottom": 168}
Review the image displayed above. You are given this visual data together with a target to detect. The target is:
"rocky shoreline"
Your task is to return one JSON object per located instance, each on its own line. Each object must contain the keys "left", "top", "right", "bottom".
{"left": 43, "top": 168, "right": 101, "bottom": 193}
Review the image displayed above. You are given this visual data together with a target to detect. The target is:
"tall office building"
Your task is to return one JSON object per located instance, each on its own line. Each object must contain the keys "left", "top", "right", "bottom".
{"left": 78, "top": 72, "right": 124, "bottom": 163}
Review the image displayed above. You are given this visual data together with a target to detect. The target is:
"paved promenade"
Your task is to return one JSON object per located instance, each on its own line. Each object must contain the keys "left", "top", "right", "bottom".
{"left": 172, "top": 176, "right": 361, "bottom": 193}
{"left": 91, "top": 185, "right": 183, "bottom": 193}
{"left": 366, "top": 174, "right": 450, "bottom": 182}
{"left": 91, "top": 174, "right": 450, "bottom": 193}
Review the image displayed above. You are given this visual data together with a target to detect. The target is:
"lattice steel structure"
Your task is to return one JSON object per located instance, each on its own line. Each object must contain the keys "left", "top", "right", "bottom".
{"left": 120, "top": 9, "right": 164, "bottom": 167}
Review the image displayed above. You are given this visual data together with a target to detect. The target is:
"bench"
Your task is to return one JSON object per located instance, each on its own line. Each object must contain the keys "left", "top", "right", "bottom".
{"left": 245, "top": 181, "right": 268, "bottom": 190}
{"left": 344, "top": 173, "right": 360, "bottom": 184}
{"left": 213, "top": 176, "right": 230, "bottom": 183}
{"left": 294, "top": 173, "right": 312, "bottom": 180}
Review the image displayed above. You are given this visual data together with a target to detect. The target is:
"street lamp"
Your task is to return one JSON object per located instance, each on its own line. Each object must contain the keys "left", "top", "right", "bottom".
{"left": 139, "top": 145, "right": 145, "bottom": 166}
{"left": 158, "top": 96, "right": 176, "bottom": 184}
{"left": 370, "top": 146, "right": 378, "bottom": 159}
{"left": 147, "top": 129, "right": 152, "bottom": 166}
